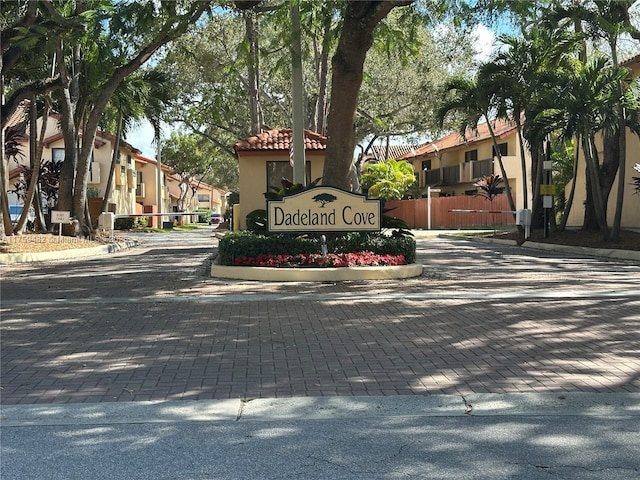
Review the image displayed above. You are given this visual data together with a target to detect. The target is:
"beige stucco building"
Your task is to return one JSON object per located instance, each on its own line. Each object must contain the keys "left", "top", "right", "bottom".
{"left": 234, "top": 129, "right": 326, "bottom": 230}
{"left": 564, "top": 54, "right": 640, "bottom": 229}
{"left": 7, "top": 111, "right": 222, "bottom": 228}
{"left": 400, "top": 118, "right": 532, "bottom": 210}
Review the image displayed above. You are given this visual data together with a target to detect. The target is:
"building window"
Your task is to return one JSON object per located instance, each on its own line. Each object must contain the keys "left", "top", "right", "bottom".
{"left": 421, "top": 160, "right": 432, "bottom": 171}
{"left": 266, "top": 161, "right": 311, "bottom": 191}
{"left": 197, "top": 194, "right": 210, "bottom": 203}
{"left": 492, "top": 143, "right": 508, "bottom": 157}
{"left": 464, "top": 150, "right": 478, "bottom": 163}
{"left": 137, "top": 171, "right": 143, "bottom": 184}
{"left": 52, "top": 148, "right": 65, "bottom": 162}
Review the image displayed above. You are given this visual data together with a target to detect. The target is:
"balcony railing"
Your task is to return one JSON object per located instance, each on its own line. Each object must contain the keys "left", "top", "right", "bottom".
{"left": 472, "top": 158, "right": 494, "bottom": 179}
{"left": 442, "top": 165, "right": 460, "bottom": 185}
{"left": 425, "top": 169, "right": 441, "bottom": 185}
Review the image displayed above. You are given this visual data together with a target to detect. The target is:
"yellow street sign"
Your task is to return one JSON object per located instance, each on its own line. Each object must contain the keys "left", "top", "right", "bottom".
{"left": 540, "top": 184, "right": 555, "bottom": 195}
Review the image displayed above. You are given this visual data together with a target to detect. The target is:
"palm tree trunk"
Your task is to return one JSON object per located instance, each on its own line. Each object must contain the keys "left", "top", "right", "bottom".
{"left": 514, "top": 115, "right": 528, "bottom": 210}
{"left": 101, "top": 114, "right": 123, "bottom": 213}
{"left": 486, "top": 120, "right": 520, "bottom": 234}
{"left": 611, "top": 103, "right": 626, "bottom": 240}
{"left": 559, "top": 137, "right": 580, "bottom": 231}
{"left": 583, "top": 134, "right": 609, "bottom": 240}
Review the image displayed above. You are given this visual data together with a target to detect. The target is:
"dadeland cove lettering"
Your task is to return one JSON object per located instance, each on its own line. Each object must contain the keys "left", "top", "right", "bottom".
{"left": 272, "top": 206, "right": 377, "bottom": 227}
{"left": 267, "top": 186, "right": 381, "bottom": 232}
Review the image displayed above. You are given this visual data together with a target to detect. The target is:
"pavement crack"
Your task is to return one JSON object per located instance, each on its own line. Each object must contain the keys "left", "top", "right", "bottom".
{"left": 235, "top": 397, "right": 253, "bottom": 421}
{"left": 460, "top": 394, "right": 473, "bottom": 414}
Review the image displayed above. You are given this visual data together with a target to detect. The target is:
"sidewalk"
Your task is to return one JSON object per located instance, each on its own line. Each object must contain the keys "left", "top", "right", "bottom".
{"left": 2, "top": 395, "right": 639, "bottom": 479}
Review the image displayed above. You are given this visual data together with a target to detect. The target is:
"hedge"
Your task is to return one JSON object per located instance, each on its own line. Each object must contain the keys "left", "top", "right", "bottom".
{"left": 217, "top": 231, "right": 416, "bottom": 266}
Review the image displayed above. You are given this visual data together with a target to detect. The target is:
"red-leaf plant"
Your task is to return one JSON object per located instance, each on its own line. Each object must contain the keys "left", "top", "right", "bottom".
{"left": 233, "top": 252, "right": 407, "bottom": 268}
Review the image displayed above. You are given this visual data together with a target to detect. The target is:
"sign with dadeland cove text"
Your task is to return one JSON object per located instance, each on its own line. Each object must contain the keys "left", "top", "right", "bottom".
{"left": 267, "top": 186, "right": 381, "bottom": 233}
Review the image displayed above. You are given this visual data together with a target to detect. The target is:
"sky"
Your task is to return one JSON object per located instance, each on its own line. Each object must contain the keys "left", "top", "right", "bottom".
{"left": 126, "top": 24, "right": 497, "bottom": 160}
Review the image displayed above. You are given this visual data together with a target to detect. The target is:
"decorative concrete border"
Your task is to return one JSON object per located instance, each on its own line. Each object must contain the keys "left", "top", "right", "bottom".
{"left": 522, "top": 241, "right": 640, "bottom": 262}
{"left": 211, "top": 262, "right": 423, "bottom": 282}
{"left": 0, "top": 240, "right": 138, "bottom": 264}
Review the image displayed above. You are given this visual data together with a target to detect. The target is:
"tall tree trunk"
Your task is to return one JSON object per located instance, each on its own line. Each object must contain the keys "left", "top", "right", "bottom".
{"left": 14, "top": 95, "right": 48, "bottom": 233}
{"left": 101, "top": 114, "right": 123, "bottom": 213}
{"left": 559, "top": 137, "right": 580, "bottom": 231}
{"left": 583, "top": 134, "right": 609, "bottom": 239}
{"left": 611, "top": 44, "right": 627, "bottom": 240}
{"left": 55, "top": 38, "right": 79, "bottom": 235}
{"left": 486, "top": 119, "right": 522, "bottom": 235}
{"left": 530, "top": 141, "right": 545, "bottom": 229}
{"left": 245, "top": 10, "right": 262, "bottom": 135}
{"left": 612, "top": 111, "right": 626, "bottom": 240}
{"left": 313, "top": 12, "right": 332, "bottom": 135}
{"left": 514, "top": 113, "right": 528, "bottom": 210}
{"left": 323, "top": 1, "right": 408, "bottom": 189}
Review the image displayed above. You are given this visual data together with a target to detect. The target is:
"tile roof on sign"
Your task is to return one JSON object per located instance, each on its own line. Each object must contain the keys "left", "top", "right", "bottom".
{"left": 234, "top": 128, "right": 326, "bottom": 155}
{"left": 400, "top": 118, "right": 518, "bottom": 159}
{"left": 365, "top": 144, "right": 419, "bottom": 161}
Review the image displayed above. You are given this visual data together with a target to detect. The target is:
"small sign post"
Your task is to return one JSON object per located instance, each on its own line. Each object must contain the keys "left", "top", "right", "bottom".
{"left": 51, "top": 210, "right": 70, "bottom": 239}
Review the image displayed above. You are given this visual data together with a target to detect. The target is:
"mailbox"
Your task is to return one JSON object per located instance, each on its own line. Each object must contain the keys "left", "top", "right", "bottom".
{"left": 515, "top": 209, "right": 532, "bottom": 226}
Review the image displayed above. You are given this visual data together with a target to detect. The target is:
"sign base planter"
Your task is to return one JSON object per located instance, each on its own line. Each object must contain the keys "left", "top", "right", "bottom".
{"left": 211, "top": 263, "right": 423, "bottom": 282}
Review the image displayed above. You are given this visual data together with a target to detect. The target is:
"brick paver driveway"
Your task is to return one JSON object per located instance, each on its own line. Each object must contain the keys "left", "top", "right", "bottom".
{"left": 2, "top": 229, "right": 639, "bottom": 404}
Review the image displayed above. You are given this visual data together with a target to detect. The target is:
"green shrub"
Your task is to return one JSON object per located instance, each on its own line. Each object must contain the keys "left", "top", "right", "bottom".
{"left": 135, "top": 216, "right": 149, "bottom": 228}
{"left": 114, "top": 217, "right": 136, "bottom": 230}
{"left": 217, "top": 231, "right": 416, "bottom": 266}
{"left": 114, "top": 216, "right": 150, "bottom": 230}
{"left": 246, "top": 209, "right": 267, "bottom": 233}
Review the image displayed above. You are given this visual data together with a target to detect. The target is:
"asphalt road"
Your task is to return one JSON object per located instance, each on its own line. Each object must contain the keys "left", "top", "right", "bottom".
{"left": 1, "top": 227, "right": 639, "bottom": 479}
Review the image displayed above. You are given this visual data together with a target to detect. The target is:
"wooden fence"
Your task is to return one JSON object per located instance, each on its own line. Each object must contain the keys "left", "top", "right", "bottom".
{"left": 385, "top": 194, "right": 516, "bottom": 229}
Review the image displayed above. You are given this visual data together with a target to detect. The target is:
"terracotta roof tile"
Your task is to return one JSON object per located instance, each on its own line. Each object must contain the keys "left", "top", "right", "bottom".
{"left": 622, "top": 53, "right": 640, "bottom": 66}
{"left": 234, "top": 128, "right": 326, "bottom": 154}
{"left": 400, "top": 118, "right": 518, "bottom": 159}
{"left": 4, "top": 101, "right": 28, "bottom": 137}
{"left": 365, "top": 144, "right": 419, "bottom": 161}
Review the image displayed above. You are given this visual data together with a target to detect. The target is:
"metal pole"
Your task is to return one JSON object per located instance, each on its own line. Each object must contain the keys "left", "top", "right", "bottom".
{"left": 428, "top": 186, "right": 432, "bottom": 230}
{"left": 156, "top": 134, "right": 163, "bottom": 227}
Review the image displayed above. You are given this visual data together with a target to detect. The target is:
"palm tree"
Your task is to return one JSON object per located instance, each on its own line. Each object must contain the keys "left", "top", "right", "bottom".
{"left": 546, "top": 0, "right": 640, "bottom": 240}
{"left": 534, "top": 57, "right": 631, "bottom": 240}
{"left": 481, "top": 28, "right": 583, "bottom": 218}
{"left": 436, "top": 75, "right": 519, "bottom": 227}
{"left": 100, "top": 70, "right": 170, "bottom": 214}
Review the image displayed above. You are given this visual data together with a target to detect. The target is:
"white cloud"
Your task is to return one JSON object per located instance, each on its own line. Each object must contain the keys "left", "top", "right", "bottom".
{"left": 125, "top": 119, "right": 157, "bottom": 159}
{"left": 472, "top": 24, "right": 496, "bottom": 63}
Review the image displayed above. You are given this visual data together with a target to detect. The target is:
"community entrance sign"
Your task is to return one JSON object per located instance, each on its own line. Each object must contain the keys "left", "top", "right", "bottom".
{"left": 267, "top": 186, "right": 381, "bottom": 233}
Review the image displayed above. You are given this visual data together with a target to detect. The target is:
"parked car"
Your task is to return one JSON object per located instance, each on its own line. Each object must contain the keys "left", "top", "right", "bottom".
{"left": 209, "top": 213, "right": 223, "bottom": 226}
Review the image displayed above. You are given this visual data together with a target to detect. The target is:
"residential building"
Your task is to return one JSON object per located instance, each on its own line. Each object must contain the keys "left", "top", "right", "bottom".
{"left": 564, "top": 54, "right": 640, "bottom": 229}
{"left": 234, "top": 128, "right": 326, "bottom": 230}
{"left": 399, "top": 118, "right": 532, "bottom": 210}
{"left": 5, "top": 110, "right": 221, "bottom": 229}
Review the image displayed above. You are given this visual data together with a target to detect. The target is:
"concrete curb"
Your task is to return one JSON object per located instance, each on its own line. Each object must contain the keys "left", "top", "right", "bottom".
{"left": 2, "top": 393, "right": 638, "bottom": 427}
{"left": 211, "top": 262, "right": 423, "bottom": 282}
{"left": 448, "top": 234, "right": 640, "bottom": 262}
{"left": 522, "top": 240, "right": 640, "bottom": 261}
{"left": 0, "top": 240, "right": 138, "bottom": 265}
